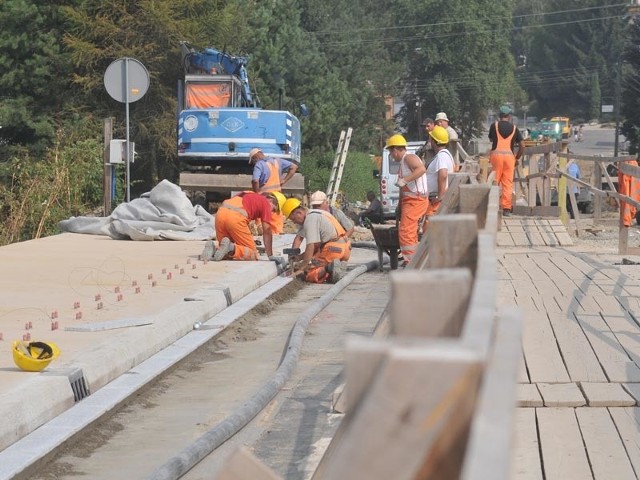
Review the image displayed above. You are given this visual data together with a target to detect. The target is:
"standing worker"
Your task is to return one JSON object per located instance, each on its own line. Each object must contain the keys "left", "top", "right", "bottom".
{"left": 201, "top": 191, "right": 286, "bottom": 263}
{"left": 386, "top": 134, "right": 429, "bottom": 266}
{"left": 281, "top": 197, "right": 351, "bottom": 284}
{"left": 435, "top": 112, "right": 460, "bottom": 171}
{"left": 488, "top": 105, "right": 525, "bottom": 217}
{"left": 249, "top": 148, "right": 298, "bottom": 234}
{"left": 423, "top": 126, "right": 456, "bottom": 228}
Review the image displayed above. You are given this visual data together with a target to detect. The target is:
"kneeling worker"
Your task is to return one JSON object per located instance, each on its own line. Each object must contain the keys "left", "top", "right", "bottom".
{"left": 202, "top": 191, "right": 286, "bottom": 262}
{"left": 282, "top": 197, "right": 351, "bottom": 283}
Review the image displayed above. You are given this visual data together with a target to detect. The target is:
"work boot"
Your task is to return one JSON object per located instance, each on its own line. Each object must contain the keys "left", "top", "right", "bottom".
{"left": 329, "top": 260, "right": 347, "bottom": 283}
{"left": 213, "top": 237, "right": 234, "bottom": 261}
{"left": 502, "top": 209, "right": 511, "bottom": 217}
{"left": 200, "top": 240, "right": 216, "bottom": 261}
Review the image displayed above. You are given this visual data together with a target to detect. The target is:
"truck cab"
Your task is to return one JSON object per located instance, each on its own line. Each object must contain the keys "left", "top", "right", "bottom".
{"left": 549, "top": 117, "right": 571, "bottom": 139}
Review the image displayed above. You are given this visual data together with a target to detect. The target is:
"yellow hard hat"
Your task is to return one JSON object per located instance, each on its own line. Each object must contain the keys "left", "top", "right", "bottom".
{"left": 12, "top": 340, "right": 60, "bottom": 372}
{"left": 270, "top": 191, "right": 286, "bottom": 213}
{"left": 282, "top": 197, "right": 302, "bottom": 218}
{"left": 429, "top": 125, "right": 449, "bottom": 145}
{"left": 385, "top": 134, "right": 408, "bottom": 149}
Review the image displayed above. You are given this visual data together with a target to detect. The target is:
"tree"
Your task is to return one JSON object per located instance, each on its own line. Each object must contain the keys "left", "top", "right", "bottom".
{"left": 61, "top": 0, "right": 245, "bottom": 195}
{"left": 0, "top": 1, "right": 72, "bottom": 159}
{"left": 392, "top": 0, "right": 521, "bottom": 141}
{"left": 621, "top": 16, "right": 640, "bottom": 155}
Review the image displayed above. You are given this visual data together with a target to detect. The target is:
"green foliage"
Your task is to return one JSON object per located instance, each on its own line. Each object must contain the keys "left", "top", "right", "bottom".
{"left": 621, "top": 19, "right": 640, "bottom": 155}
{"left": 0, "top": 129, "right": 104, "bottom": 245}
{"left": 300, "top": 151, "right": 378, "bottom": 204}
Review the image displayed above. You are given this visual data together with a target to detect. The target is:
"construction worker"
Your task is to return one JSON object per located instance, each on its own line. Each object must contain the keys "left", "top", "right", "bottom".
{"left": 291, "top": 190, "right": 354, "bottom": 250}
{"left": 386, "top": 134, "right": 429, "bottom": 266}
{"left": 249, "top": 148, "right": 298, "bottom": 234}
{"left": 416, "top": 118, "right": 436, "bottom": 166}
{"left": 424, "top": 126, "right": 456, "bottom": 226}
{"left": 435, "top": 112, "right": 460, "bottom": 171}
{"left": 282, "top": 197, "right": 351, "bottom": 284}
{"left": 201, "top": 191, "right": 286, "bottom": 262}
{"left": 488, "top": 105, "right": 525, "bottom": 217}
{"left": 618, "top": 159, "right": 640, "bottom": 227}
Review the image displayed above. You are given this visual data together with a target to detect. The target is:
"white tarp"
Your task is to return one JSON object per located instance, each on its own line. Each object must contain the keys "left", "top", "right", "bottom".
{"left": 58, "top": 180, "right": 214, "bottom": 241}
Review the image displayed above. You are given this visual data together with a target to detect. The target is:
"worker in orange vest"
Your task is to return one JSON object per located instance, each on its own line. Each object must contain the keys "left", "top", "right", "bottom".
{"left": 281, "top": 197, "right": 351, "bottom": 283}
{"left": 488, "top": 105, "right": 525, "bottom": 216}
{"left": 201, "top": 191, "right": 286, "bottom": 262}
{"left": 618, "top": 159, "right": 640, "bottom": 227}
{"left": 386, "top": 134, "right": 429, "bottom": 266}
{"left": 249, "top": 148, "right": 298, "bottom": 234}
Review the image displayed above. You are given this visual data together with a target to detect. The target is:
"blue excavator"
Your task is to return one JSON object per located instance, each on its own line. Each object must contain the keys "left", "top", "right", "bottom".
{"left": 176, "top": 42, "right": 303, "bottom": 202}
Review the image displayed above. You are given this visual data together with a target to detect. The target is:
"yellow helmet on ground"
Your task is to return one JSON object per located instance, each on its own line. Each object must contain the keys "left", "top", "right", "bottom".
{"left": 270, "top": 191, "right": 286, "bottom": 213}
{"left": 429, "top": 125, "right": 449, "bottom": 145}
{"left": 282, "top": 197, "right": 302, "bottom": 218}
{"left": 385, "top": 134, "right": 408, "bottom": 149}
{"left": 12, "top": 340, "right": 60, "bottom": 372}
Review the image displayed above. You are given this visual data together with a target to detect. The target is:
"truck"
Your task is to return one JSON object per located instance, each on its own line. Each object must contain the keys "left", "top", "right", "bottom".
{"left": 176, "top": 42, "right": 304, "bottom": 205}
{"left": 376, "top": 140, "right": 423, "bottom": 219}
{"left": 549, "top": 116, "right": 571, "bottom": 139}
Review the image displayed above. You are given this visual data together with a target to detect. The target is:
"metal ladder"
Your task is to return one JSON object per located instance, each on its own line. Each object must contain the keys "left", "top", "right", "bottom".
{"left": 326, "top": 127, "right": 353, "bottom": 207}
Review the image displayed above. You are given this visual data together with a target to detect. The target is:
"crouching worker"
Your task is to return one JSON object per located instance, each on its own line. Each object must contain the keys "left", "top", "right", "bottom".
{"left": 282, "top": 197, "right": 351, "bottom": 284}
{"left": 201, "top": 191, "right": 286, "bottom": 262}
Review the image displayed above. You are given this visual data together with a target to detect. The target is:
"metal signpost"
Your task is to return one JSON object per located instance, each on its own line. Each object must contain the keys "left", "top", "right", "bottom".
{"left": 104, "top": 57, "right": 149, "bottom": 202}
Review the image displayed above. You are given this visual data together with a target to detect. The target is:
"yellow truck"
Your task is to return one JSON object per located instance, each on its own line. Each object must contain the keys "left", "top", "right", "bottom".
{"left": 549, "top": 116, "right": 571, "bottom": 139}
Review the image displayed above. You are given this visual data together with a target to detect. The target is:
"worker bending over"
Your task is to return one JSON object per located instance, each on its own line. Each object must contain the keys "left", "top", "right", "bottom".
{"left": 282, "top": 197, "right": 351, "bottom": 283}
{"left": 201, "top": 191, "right": 286, "bottom": 262}
{"left": 249, "top": 148, "right": 298, "bottom": 233}
{"left": 291, "top": 190, "right": 354, "bottom": 250}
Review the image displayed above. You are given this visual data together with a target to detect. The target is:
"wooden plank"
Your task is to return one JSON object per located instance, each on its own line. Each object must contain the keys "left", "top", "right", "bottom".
{"left": 623, "top": 383, "right": 640, "bottom": 405}
{"left": 425, "top": 214, "right": 478, "bottom": 271}
{"left": 537, "top": 382, "right": 586, "bottom": 407}
{"left": 575, "top": 313, "right": 640, "bottom": 382}
{"left": 390, "top": 269, "right": 472, "bottom": 338}
{"left": 517, "top": 384, "right": 543, "bottom": 407}
{"left": 559, "top": 152, "right": 636, "bottom": 162}
{"left": 580, "top": 382, "right": 636, "bottom": 407}
{"left": 509, "top": 408, "right": 544, "bottom": 480}
{"left": 522, "top": 311, "right": 570, "bottom": 384}
{"left": 609, "top": 407, "right": 640, "bottom": 475}
{"left": 547, "top": 313, "right": 607, "bottom": 383}
{"left": 537, "top": 408, "right": 593, "bottom": 480}
{"left": 461, "top": 307, "right": 522, "bottom": 480}
{"left": 576, "top": 407, "right": 637, "bottom": 480}
{"left": 518, "top": 351, "right": 529, "bottom": 383}
{"left": 317, "top": 347, "right": 482, "bottom": 480}
{"left": 592, "top": 293, "right": 625, "bottom": 315}
{"left": 179, "top": 172, "right": 305, "bottom": 194}
{"left": 601, "top": 312, "right": 640, "bottom": 372}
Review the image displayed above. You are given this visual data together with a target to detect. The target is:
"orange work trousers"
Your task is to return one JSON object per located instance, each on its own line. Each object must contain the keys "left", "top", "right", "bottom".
{"left": 619, "top": 160, "right": 640, "bottom": 227}
{"left": 305, "top": 240, "right": 351, "bottom": 283}
{"left": 398, "top": 195, "right": 429, "bottom": 263}
{"left": 490, "top": 151, "right": 516, "bottom": 211}
{"left": 215, "top": 207, "right": 259, "bottom": 260}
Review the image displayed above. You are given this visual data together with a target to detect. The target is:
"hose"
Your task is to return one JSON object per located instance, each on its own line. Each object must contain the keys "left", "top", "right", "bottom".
{"left": 149, "top": 259, "right": 381, "bottom": 480}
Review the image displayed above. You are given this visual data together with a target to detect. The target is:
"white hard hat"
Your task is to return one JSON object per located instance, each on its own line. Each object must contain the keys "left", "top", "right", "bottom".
{"left": 248, "top": 148, "right": 262, "bottom": 163}
{"left": 310, "top": 190, "right": 327, "bottom": 206}
{"left": 435, "top": 112, "right": 449, "bottom": 122}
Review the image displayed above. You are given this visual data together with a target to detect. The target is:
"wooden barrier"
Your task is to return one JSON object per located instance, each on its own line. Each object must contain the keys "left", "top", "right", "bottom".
{"left": 213, "top": 178, "right": 521, "bottom": 480}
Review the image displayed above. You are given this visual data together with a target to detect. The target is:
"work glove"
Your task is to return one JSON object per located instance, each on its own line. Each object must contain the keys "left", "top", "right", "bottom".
{"left": 395, "top": 178, "right": 407, "bottom": 188}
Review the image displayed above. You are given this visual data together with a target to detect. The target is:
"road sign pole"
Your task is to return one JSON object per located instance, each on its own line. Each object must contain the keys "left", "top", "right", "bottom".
{"left": 125, "top": 58, "right": 131, "bottom": 202}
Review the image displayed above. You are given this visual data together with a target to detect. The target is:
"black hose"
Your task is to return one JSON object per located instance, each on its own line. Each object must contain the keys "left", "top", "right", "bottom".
{"left": 149, "top": 259, "right": 381, "bottom": 480}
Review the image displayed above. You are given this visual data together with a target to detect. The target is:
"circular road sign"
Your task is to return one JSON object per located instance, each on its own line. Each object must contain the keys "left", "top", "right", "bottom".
{"left": 104, "top": 57, "right": 150, "bottom": 103}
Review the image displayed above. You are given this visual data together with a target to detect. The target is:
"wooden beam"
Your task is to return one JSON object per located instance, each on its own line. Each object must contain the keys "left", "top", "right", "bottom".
{"left": 558, "top": 152, "right": 636, "bottom": 162}
{"left": 461, "top": 307, "right": 522, "bottom": 480}
{"left": 523, "top": 141, "right": 563, "bottom": 155}
{"left": 179, "top": 172, "right": 305, "bottom": 195}
{"left": 619, "top": 161, "right": 640, "bottom": 178}
{"left": 389, "top": 269, "right": 473, "bottom": 338}
{"left": 426, "top": 215, "right": 478, "bottom": 272}
{"left": 459, "top": 184, "right": 490, "bottom": 229}
{"left": 316, "top": 345, "right": 482, "bottom": 480}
